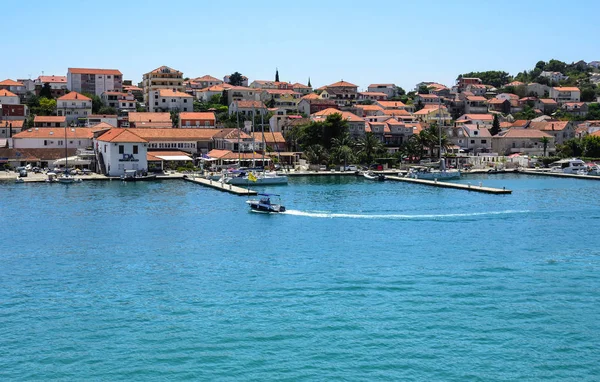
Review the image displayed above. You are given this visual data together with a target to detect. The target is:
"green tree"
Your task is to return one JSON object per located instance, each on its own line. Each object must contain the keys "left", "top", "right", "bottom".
{"left": 275, "top": 68, "right": 279, "bottom": 82}
{"left": 395, "top": 86, "right": 406, "bottom": 96}
{"left": 581, "top": 87, "right": 597, "bottom": 102}
{"left": 98, "top": 106, "right": 117, "bottom": 115}
{"left": 303, "top": 144, "right": 329, "bottom": 165}
{"left": 583, "top": 135, "right": 600, "bottom": 157}
{"left": 39, "top": 83, "right": 53, "bottom": 98}
{"left": 330, "top": 133, "right": 355, "bottom": 166}
{"left": 170, "top": 110, "right": 180, "bottom": 128}
{"left": 38, "top": 97, "right": 56, "bottom": 115}
{"left": 540, "top": 136, "right": 550, "bottom": 156}
{"left": 490, "top": 114, "right": 501, "bottom": 136}
{"left": 357, "top": 132, "right": 384, "bottom": 164}
{"left": 458, "top": 71, "right": 511, "bottom": 87}
{"left": 228, "top": 72, "right": 244, "bottom": 86}
{"left": 82, "top": 93, "right": 103, "bottom": 114}
{"left": 25, "top": 93, "right": 40, "bottom": 109}
{"left": 321, "top": 113, "right": 349, "bottom": 149}
{"left": 417, "top": 85, "right": 430, "bottom": 94}
{"left": 266, "top": 96, "right": 276, "bottom": 108}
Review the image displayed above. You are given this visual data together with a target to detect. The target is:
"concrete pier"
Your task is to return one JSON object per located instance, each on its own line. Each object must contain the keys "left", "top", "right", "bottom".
{"left": 386, "top": 175, "right": 512, "bottom": 194}
{"left": 520, "top": 169, "right": 600, "bottom": 181}
{"left": 184, "top": 176, "right": 257, "bottom": 195}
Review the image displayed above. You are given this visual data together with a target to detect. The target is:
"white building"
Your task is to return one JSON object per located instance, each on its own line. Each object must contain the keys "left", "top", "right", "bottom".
{"left": 12, "top": 127, "right": 95, "bottom": 149}
{"left": 549, "top": 87, "right": 581, "bottom": 103}
{"left": 56, "top": 92, "right": 93, "bottom": 125}
{"left": 142, "top": 66, "right": 185, "bottom": 106}
{"left": 95, "top": 128, "right": 148, "bottom": 176}
{"left": 539, "top": 71, "right": 568, "bottom": 83}
{"left": 148, "top": 89, "right": 193, "bottom": 112}
{"left": 67, "top": 68, "right": 123, "bottom": 96}
{"left": 0, "top": 89, "right": 20, "bottom": 105}
{"left": 87, "top": 115, "right": 118, "bottom": 127}
{"left": 367, "top": 84, "right": 397, "bottom": 98}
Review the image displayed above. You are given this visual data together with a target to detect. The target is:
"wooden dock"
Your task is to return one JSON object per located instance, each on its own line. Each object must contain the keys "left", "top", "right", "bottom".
{"left": 385, "top": 175, "right": 512, "bottom": 194}
{"left": 184, "top": 176, "right": 257, "bottom": 195}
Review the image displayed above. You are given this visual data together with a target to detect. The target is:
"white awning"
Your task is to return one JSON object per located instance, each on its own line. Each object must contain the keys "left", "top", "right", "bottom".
{"left": 154, "top": 154, "right": 193, "bottom": 161}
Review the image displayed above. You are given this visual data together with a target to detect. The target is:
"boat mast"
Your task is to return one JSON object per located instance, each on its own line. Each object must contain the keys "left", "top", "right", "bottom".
{"left": 261, "top": 109, "right": 265, "bottom": 169}
{"left": 236, "top": 106, "right": 240, "bottom": 167}
{"left": 64, "top": 123, "right": 68, "bottom": 173}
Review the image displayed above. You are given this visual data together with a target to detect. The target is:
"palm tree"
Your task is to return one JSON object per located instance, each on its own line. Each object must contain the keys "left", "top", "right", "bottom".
{"left": 540, "top": 136, "right": 550, "bottom": 156}
{"left": 303, "top": 144, "right": 329, "bottom": 165}
{"left": 357, "top": 132, "right": 384, "bottom": 165}
{"left": 331, "top": 133, "right": 355, "bottom": 167}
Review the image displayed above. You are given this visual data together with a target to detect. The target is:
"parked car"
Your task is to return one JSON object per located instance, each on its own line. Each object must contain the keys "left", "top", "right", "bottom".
{"left": 19, "top": 169, "right": 27, "bottom": 177}
{"left": 343, "top": 165, "right": 358, "bottom": 171}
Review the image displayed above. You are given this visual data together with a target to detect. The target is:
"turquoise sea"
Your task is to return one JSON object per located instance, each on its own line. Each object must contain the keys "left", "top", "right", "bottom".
{"left": 1, "top": 174, "right": 599, "bottom": 381}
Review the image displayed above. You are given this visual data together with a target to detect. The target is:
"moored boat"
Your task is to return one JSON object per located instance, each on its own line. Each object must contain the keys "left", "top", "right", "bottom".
{"left": 364, "top": 171, "right": 385, "bottom": 181}
{"left": 549, "top": 158, "right": 588, "bottom": 174}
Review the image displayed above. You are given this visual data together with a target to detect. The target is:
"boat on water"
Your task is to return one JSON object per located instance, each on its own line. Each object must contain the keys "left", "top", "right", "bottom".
{"left": 364, "top": 171, "right": 386, "bottom": 181}
{"left": 406, "top": 159, "right": 461, "bottom": 181}
{"left": 587, "top": 164, "right": 600, "bottom": 176}
{"left": 549, "top": 158, "right": 588, "bottom": 174}
{"left": 246, "top": 193, "right": 286, "bottom": 213}
{"left": 221, "top": 170, "right": 288, "bottom": 185}
{"left": 121, "top": 169, "right": 157, "bottom": 181}
{"left": 58, "top": 174, "right": 82, "bottom": 183}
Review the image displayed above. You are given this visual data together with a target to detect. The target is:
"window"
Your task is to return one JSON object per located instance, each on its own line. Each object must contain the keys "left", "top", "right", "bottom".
{"left": 133, "top": 145, "right": 138, "bottom": 154}
{"left": 183, "top": 99, "right": 187, "bottom": 103}
{"left": 481, "top": 140, "right": 487, "bottom": 144}
{"left": 155, "top": 102, "right": 158, "bottom": 106}
{"left": 44, "top": 140, "right": 47, "bottom": 146}
{"left": 107, "top": 75, "right": 111, "bottom": 79}
{"left": 471, "top": 140, "right": 475, "bottom": 144}
{"left": 186, "top": 121, "right": 191, "bottom": 126}
{"left": 162, "top": 99, "right": 166, "bottom": 103}
{"left": 183, "top": 108, "right": 187, "bottom": 111}
{"left": 155, "top": 95, "right": 158, "bottom": 99}
{"left": 119, "top": 145, "right": 124, "bottom": 154}
{"left": 104, "top": 144, "right": 107, "bottom": 153}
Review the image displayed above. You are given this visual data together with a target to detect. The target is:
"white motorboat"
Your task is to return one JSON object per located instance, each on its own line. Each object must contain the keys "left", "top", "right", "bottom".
{"left": 222, "top": 170, "right": 288, "bottom": 185}
{"left": 363, "top": 171, "right": 385, "bottom": 181}
{"left": 406, "top": 167, "right": 461, "bottom": 180}
{"left": 246, "top": 193, "right": 286, "bottom": 213}
{"left": 549, "top": 158, "right": 588, "bottom": 174}
{"left": 587, "top": 164, "right": 600, "bottom": 176}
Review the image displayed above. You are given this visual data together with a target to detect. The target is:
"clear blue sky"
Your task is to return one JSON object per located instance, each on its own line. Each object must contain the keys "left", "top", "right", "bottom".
{"left": 2, "top": 0, "right": 599, "bottom": 91}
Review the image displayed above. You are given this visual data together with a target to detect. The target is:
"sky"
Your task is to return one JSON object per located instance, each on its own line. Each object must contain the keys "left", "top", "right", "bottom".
{"left": 1, "top": 0, "right": 599, "bottom": 91}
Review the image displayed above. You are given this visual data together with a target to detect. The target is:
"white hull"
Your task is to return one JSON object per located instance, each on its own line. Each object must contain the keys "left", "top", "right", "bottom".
{"left": 408, "top": 170, "right": 461, "bottom": 180}
{"left": 224, "top": 173, "right": 288, "bottom": 185}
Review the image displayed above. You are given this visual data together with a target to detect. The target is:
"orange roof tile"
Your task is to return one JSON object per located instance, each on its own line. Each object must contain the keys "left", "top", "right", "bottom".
{"left": 301, "top": 93, "right": 321, "bottom": 100}
{"left": 68, "top": 68, "right": 121, "bottom": 75}
{"left": 251, "top": 131, "right": 285, "bottom": 143}
{"left": 0, "top": 79, "right": 24, "bottom": 86}
{"left": 97, "top": 128, "right": 148, "bottom": 143}
{"left": 466, "top": 96, "right": 487, "bottom": 102}
{"left": 382, "top": 109, "right": 411, "bottom": 116}
{"left": 0, "top": 89, "right": 18, "bottom": 97}
{"left": 312, "top": 108, "right": 363, "bottom": 123}
{"left": 553, "top": 87, "right": 580, "bottom": 92}
{"left": 377, "top": 100, "right": 406, "bottom": 108}
{"left": 529, "top": 121, "right": 570, "bottom": 131}
{"left": 355, "top": 104, "right": 384, "bottom": 111}
{"left": 458, "top": 114, "right": 493, "bottom": 121}
{"left": 13, "top": 127, "right": 94, "bottom": 139}
{"left": 192, "top": 75, "right": 221, "bottom": 82}
{"left": 0, "top": 120, "right": 24, "bottom": 128}
{"left": 328, "top": 80, "right": 358, "bottom": 88}
{"left": 234, "top": 100, "right": 266, "bottom": 109}
{"left": 128, "top": 112, "right": 171, "bottom": 123}
{"left": 501, "top": 129, "right": 552, "bottom": 138}
{"left": 148, "top": 66, "right": 182, "bottom": 75}
{"left": 157, "top": 89, "right": 192, "bottom": 97}
{"left": 179, "top": 112, "right": 216, "bottom": 120}
{"left": 58, "top": 91, "right": 91, "bottom": 101}
{"left": 33, "top": 116, "right": 66, "bottom": 123}
{"left": 91, "top": 122, "right": 116, "bottom": 129}
{"left": 38, "top": 75, "right": 67, "bottom": 83}
{"left": 133, "top": 128, "right": 220, "bottom": 141}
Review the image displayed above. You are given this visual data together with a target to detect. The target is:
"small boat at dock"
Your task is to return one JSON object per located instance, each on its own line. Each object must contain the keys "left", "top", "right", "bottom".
{"left": 364, "top": 171, "right": 385, "bottom": 181}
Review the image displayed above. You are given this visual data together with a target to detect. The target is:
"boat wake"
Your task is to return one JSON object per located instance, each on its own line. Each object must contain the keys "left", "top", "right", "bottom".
{"left": 283, "top": 209, "right": 530, "bottom": 220}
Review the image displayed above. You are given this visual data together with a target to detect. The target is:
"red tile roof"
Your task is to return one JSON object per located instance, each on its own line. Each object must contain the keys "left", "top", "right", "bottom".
{"left": 179, "top": 112, "right": 216, "bottom": 120}
{"left": 158, "top": 89, "right": 192, "bottom": 97}
{"left": 312, "top": 108, "right": 363, "bottom": 122}
{"left": 301, "top": 93, "right": 321, "bottom": 100}
{"left": 458, "top": 114, "right": 494, "bottom": 121}
{"left": 0, "top": 89, "right": 18, "bottom": 97}
{"left": 68, "top": 68, "right": 122, "bottom": 75}
{"left": 501, "top": 129, "right": 552, "bottom": 138}
{"left": 0, "top": 79, "right": 24, "bottom": 86}
{"left": 328, "top": 80, "right": 358, "bottom": 88}
{"left": 33, "top": 116, "right": 67, "bottom": 123}
{"left": 466, "top": 96, "right": 487, "bottom": 102}
{"left": 38, "top": 75, "right": 67, "bottom": 83}
{"left": 128, "top": 112, "right": 171, "bottom": 123}
{"left": 97, "top": 128, "right": 148, "bottom": 143}
{"left": 0, "top": 120, "right": 24, "bottom": 128}
{"left": 133, "top": 128, "right": 220, "bottom": 141}
{"left": 234, "top": 100, "right": 266, "bottom": 109}
{"left": 251, "top": 131, "right": 285, "bottom": 143}
{"left": 377, "top": 100, "right": 406, "bottom": 108}
{"left": 553, "top": 87, "right": 580, "bottom": 92}
{"left": 58, "top": 91, "right": 91, "bottom": 101}
{"left": 13, "top": 127, "right": 94, "bottom": 139}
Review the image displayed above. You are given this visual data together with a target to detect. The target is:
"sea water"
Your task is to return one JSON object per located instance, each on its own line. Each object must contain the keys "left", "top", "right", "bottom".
{"left": 0, "top": 174, "right": 599, "bottom": 381}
